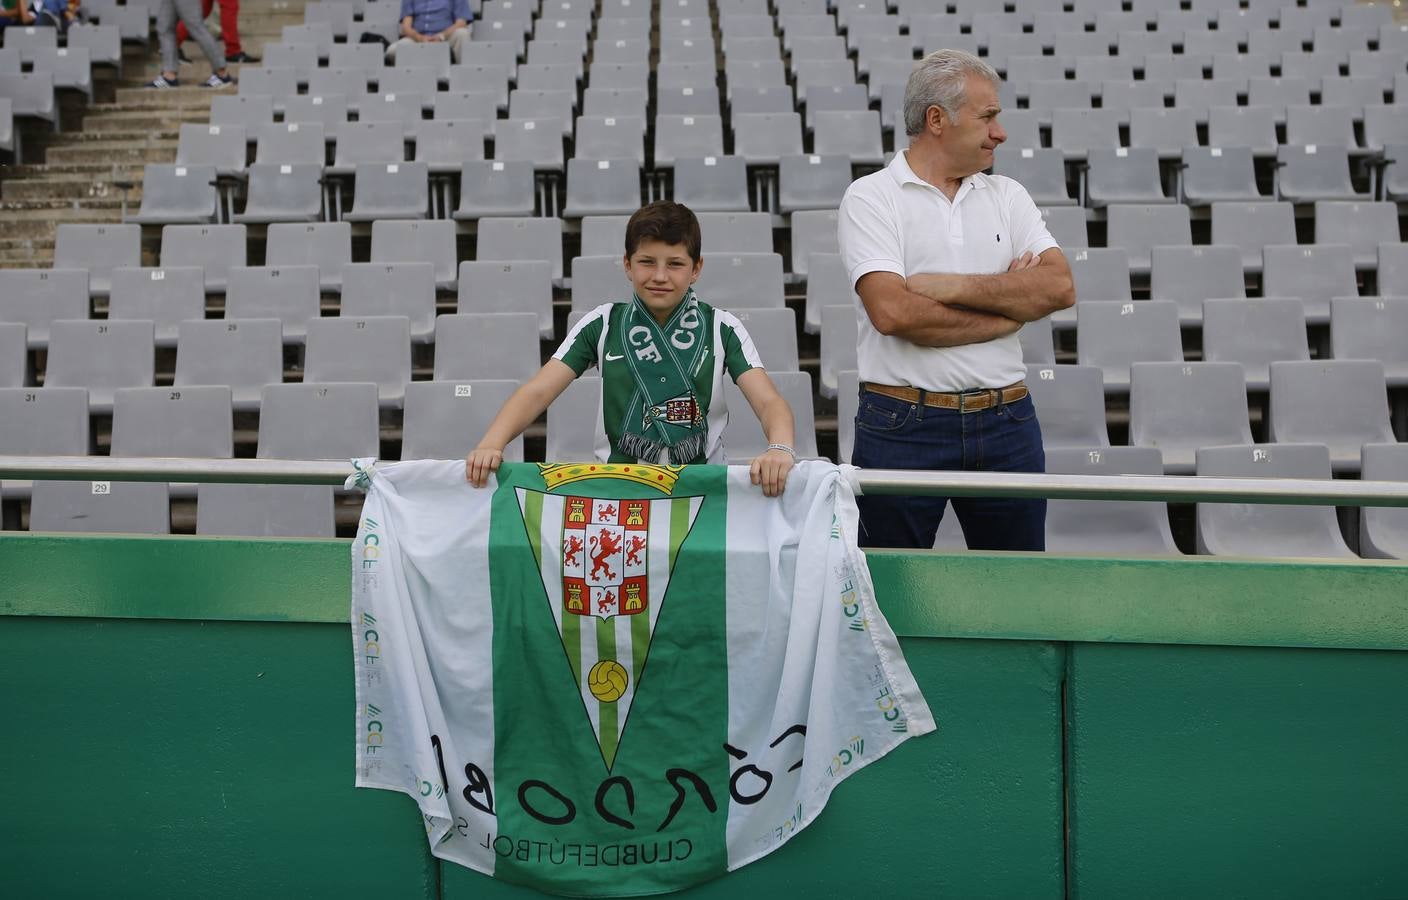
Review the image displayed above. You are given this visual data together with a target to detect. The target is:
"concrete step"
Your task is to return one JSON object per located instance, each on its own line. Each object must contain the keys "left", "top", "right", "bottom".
{"left": 81, "top": 112, "right": 207, "bottom": 132}
{"left": 0, "top": 202, "right": 125, "bottom": 240}
{"left": 2, "top": 178, "right": 143, "bottom": 203}
{"left": 29, "top": 129, "right": 179, "bottom": 148}
{"left": 44, "top": 143, "right": 176, "bottom": 165}
{"left": 112, "top": 85, "right": 234, "bottom": 108}
{"left": 5, "top": 162, "right": 146, "bottom": 179}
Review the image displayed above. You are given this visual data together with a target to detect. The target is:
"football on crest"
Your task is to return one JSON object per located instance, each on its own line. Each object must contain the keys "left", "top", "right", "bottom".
{"left": 587, "top": 659, "right": 629, "bottom": 703}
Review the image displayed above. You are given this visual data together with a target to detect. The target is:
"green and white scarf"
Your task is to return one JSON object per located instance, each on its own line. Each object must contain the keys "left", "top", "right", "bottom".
{"left": 615, "top": 289, "right": 709, "bottom": 464}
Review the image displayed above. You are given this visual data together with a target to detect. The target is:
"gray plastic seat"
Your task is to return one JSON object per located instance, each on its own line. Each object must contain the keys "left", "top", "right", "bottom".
{"left": 992, "top": 147, "right": 1075, "bottom": 206}
{"left": 656, "top": 83, "right": 720, "bottom": 117}
{"left": 29, "top": 385, "right": 233, "bottom": 535}
{"left": 818, "top": 303, "right": 856, "bottom": 399}
{"left": 28, "top": 45, "right": 91, "bottom": 101}
{"left": 1378, "top": 243, "right": 1408, "bottom": 296}
{"left": 1268, "top": 360, "right": 1394, "bottom": 473}
{"left": 573, "top": 115, "right": 645, "bottom": 165}
{"left": 1050, "top": 108, "right": 1122, "bottom": 161}
{"left": 671, "top": 155, "right": 749, "bottom": 212}
{"left": 698, "top": 212, "right": 778, "bottom": 249}
{"left": 652, "top": 114, "right": 724, "bottom": 168}
{"left": 727, "top": 306, "right": 799, "bottom": 372}
{"left": 457, "top": 259, "right": 554, "bottom": 338}
{"left": 1106, "top": 204, "right": 1190, "bottom": 275}
{"left": 345, "top": 161, "right": 428, "bottom": 221}
{"left": 43, "top": 318, "right": 154, "bottom": 414}
{"left": 1180, "top": 146, "right": 1262, "bottom": 205}
{"left": 1201, "top": 297, "right": 1309, "bottom": 391}
{"left": 197, "top": 382, "right": 380, "bottom": 538}
{"left": 52, "top": 224, "right": 139, "bottom": 299}
{"left": 0, "top": 72, "right": 56, "bottom": 126}
{"left": 568, "top": 255, "right": 626, "bottom": 311}
{"left": 1024, "top": 363, "right": 1109, "bottom": 449}
{"left": 1363, "top": 106, "right": 1408, "bottom": 155}
{"left": 1053, "top": 247, "right": 1131, "bottom": 329}
{"left": 453, "top": 159, "right": 536, "bottom": 219}
{"left": 1149, "top": 245, "right": 1245, "bottom": 326}
{"left": 788, "top": 209, "right": 835, "bottom": 280}
{"left": 1275, "top": 145, "right": 1368, "bottom": 203}
{"left": 401, "top": 379, "right": 525, "bottom": 462}
{"left": 255, "top": 122, "right": 327, "bottom": 167}
{"left": 1039, "top": 206, "right": 1087, "bottom": 249}
{"left": 303, "top": 315, "right": 412, "bottom": 407}
{"left": 1085, "top": 148, "right": 1172, "bottom": 207}
{"left": 1262, "top": 243, "right": 1357, "bottom": 325}
{"left": 1211, "top": 201, "right": 1296, "bottom": 273}
{"left": 1173, "top": 79, "right": 1247, "bottom": 126}
{"left": 1285, "top": 104, "right": 1359, "bottom": 152}
{"left": 1314, "top": 201, "right": 1400, "bottom": 272}
{"left": 731, "top": 112, "right": 803, "bottom": 165}
{"left": 1195, "top": 443, "right": 1356, "bottom": 559}
{"left": 66, "top": 23, "right": 122, "bottom": 69}
{"left": 579, "top": 216, "right": 629, "bottom": 258}
{"left": 812, "top": 110, "right": 884, "bottom": 167}
{"left": 159, "top": 224, "right": 246, "bottom": 294}
{"left": 108, "top": 266, "right": 204, "bottom": 348}
{"left": 1076, "top": 300, "right": 1183, "bottom": 392}
{"left": 340, "top": 262, "right": 435, "bottom": 343}
{"left": 493, "top": 117, "right": 565, "bottom": 171}
{"left": 1017, "top": 315, "right": 1055, "bottom": 365}
{"left": 583, "top": 87, "right": 648, "bottom": 122}
{"left": 130, "top": 164, "right": 219, "bottom": 225}
{"left": 1207, "top": 106, "right": 1279, "bottom": 158}
{"left": 1331, "top": 297, "right": 1408, "bottom": 388}
{"left": 778, "top": 154, "right": 852, "bottom": 213}
{"left": 477, "top": 217, "right": 564, "bottom": 283}
{"left": 561, "top": 158, "right": 642, "bottom": 217}
{"left": 720, "top": 370, "right": 817, "bottom": 462}
{"left": 1127, "top": 108, "right": 1197, "bottom": 160}
{"left": 224, "top": 265, "right": 320, "bottom": 343}
{"left": 1128, "top": 361, "right": 1252, "bottom": 474}
{"left": 694, "top": 253, "right": 786, "bottom": 310}
{"left": 1360, "top": 443, "right": 1408, "bottom": 560}
{"left": 371, "top": 219, "right": 458, "bottom": 289}
{"left": 800, "top": 83, "right": 870, "bottom": 132}
{"left": 395, "top": 41, "right": 451, "bottom": 79}
{"left": 414, "top": 119, "right": 489, "bottom": 173}
{"left": 328, "top": 42, "right": 386, "bottom": 72}
{"left": 265, "top": 222, "right": 350, "bottom": 292}
{"left": 329, "top": 122, "right": 407, "bottom": 176}
{"left": 1044, "top": 447, "right": 1182, "bottom": 555}
{"left": 448, "top": 62, "right": 512, "bottom": 110}
{"left": 1386, "top": 142, "right": 1408, "bottom": 202}
{"left": 546, "top": 375, "right": 602, "bottom": 462}
{"left": 356, "top": 90, "right": 427, "bottom": 127}
{"left": 175, "top": 123, "right": 247, "bottom": 178}
{"left": 0, "top": 322, "right": 26, "bottom": 387}
{"left": 432, "top": 91, "right": 497, "bottom": 123}
{"left": 433, "top": 312, "right": 541, "bottom": 384}
{"left": 234, "top": 163, "right": 324, "bottom": 224}
{"left": 0, "top": 386, "right": 88, "bottom": 499}
{"left": 174, "top": 318, "right": 283, "bottom": 412}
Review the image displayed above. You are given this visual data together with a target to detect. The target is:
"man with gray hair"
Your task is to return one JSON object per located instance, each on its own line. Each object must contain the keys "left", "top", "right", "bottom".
{"left": 837, "top": 49, "right": 1074, "bottom": 550}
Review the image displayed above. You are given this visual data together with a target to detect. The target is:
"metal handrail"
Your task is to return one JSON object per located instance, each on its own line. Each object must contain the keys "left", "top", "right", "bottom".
{"left": 2, "top": 455, "right": 1408, "bottom": 508}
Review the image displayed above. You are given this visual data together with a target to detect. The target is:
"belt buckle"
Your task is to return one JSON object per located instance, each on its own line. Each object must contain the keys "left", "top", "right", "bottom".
{"left": 958, "top": 389, "right": 990, "bottom": 414}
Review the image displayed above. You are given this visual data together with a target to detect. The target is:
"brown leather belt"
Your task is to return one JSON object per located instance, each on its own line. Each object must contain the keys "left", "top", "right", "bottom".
{"left": 861, "top": 381, "right": 1029, "bottom": 413}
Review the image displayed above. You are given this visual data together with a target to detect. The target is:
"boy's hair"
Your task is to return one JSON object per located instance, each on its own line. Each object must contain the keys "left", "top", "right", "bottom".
{"left": 624, "top": 201, "right": 702, "bottom": 262}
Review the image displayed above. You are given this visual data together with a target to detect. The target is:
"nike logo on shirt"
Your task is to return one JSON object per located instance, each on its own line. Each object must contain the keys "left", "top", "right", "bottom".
{"left": 605, "top": 352, "right": 624, "bottom": 361}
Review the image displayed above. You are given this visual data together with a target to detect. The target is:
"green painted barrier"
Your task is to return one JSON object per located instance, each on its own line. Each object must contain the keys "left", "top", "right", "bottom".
{"left": 2, "top": 534, "right": 1405, "bottom": 898}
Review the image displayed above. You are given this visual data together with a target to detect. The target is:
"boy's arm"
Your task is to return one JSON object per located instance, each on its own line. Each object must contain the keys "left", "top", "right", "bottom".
{"left": 465, "top": 359, "right": 578, "bottom": 486}
{"left": 735, "top": 368, "right": 795, "bottom": 497}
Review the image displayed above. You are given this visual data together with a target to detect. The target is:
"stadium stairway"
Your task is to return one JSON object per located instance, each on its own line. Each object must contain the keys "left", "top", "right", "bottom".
{"left": 0, "top": 0, "right": 294, "bottom": 268}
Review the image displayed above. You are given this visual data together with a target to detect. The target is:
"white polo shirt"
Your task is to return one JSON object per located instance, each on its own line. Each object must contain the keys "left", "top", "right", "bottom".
{"left": 837, "top": 149, "right": 1058, "bottom": 392}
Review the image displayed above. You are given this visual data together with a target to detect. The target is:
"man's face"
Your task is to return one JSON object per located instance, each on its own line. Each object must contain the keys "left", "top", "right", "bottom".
{"left": 623, "top": 237, "right": 702, "bottom": 322}
{"left": 938, "top": 75, "right": 1007, "bottom": 174}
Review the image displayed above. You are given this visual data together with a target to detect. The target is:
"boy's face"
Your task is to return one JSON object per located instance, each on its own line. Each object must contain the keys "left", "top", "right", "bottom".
{"left": 624, "top": 238, "right": 702, "bottom": 323}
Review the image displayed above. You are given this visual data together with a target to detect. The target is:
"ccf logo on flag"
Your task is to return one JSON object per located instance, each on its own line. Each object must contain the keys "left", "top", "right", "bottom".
{"left": 352, "top": 459, "right": 935, "bottom": 896}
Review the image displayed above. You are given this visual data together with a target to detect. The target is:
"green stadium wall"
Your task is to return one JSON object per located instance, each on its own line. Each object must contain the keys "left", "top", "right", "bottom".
{"left": 2, "top": 534, "right": 1406, "bottom": 898}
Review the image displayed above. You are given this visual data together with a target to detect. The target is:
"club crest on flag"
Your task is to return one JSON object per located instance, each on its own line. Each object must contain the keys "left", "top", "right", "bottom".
{"left": 517, "top": 475, "right": 703, "bottom": 772}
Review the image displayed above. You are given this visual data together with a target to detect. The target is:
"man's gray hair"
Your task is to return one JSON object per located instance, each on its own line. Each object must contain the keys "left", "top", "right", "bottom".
{"left": 902, "top": 49, "right": 1001, "bottom": 138}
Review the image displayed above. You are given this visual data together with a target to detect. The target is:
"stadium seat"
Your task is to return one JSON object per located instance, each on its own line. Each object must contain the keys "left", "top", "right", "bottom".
{"left": 174, "top": 318, "right": 283, "bottom": 412}
{"left": 1378, "top": 243, "right": 1408, "bottom": 296}
{"left": 1017, "top": 315, "right": 1055, "bottom": 365}
{"left": 130, "top": 164, "right": 219, "bottom": 225}
{"left": 1053, "top": 247, "right": 1131, "bottom": 329}
{"left": 1385, "top": 143, "right": 1408, "bottom": 202}
{"left": 1330, "top": 297, "right": 1408, "bottom": 388}
{"left": 303, "top": 316, "right": 413, "bottom": 408}
{"left": 579, "top": 216, "right": 629, "bottom": 258}
{"left": 401, "top": 379, "right": 525, "bottom": 462}
{"left": 43, "top": 318, "right": 155, "bottom": 414}
{"left": 694, "top": 253, "right": 786, "bottom": 310}
{"left": 562, "top": 158, "right": 643, "bottom": 217}
{"left": 728, "top": 307, "right": 799, "bottom": 372}
{"left": 721, "top": 370, "right": 817, "bottom": 462}
{"left": 546, "top": 375, "right": 602, "bottom": 462}
{"left": 52, "top": 224, "right": 139, "bottom": 298}
{"left": 0, "top": 72, "right": 57, "bottom": 127}
{"left": 197, "top": 382, "right": 380, "bottom": 538}
{"left": 431, "top": 91, "right": 496, "bottom": 123}
{"left": 1201, "top": 297, "right": 1310, "bottom": 391}
{"left": 0, "top": 268, "right": 88, "bottom": 348}
{"left": 584, "top": 87, "right": 649, "bottom": 122}
{"left": 698, "top": 211, "right": 775, "bottom": 254}
{"left": 1039, "top": 206, "right": 1087, "bottom": 249}
{"left": 992, "top": 108, "right": 1042, "bottom": 152}
{"left": 1024, "top": 364, "right": 1109, "bottom": 449}
{"left": 653, "top": 114, "right": 724, "bottom": 168}
{"left": 414, "top": 119, "right": 489, "bottom": 173}
{"left": 234, "top": 163, "right": 324, "bottom": 224}
{"left": 457, "top": 260, "right": 554, "bottom": 338}
{"left": 568, "top": 254, "right": 621, "bottom": 314}
{"left": 1268, "top": 360, "right": 1395, "bottom": 473}
{"left": 224, "top": 265, "right": 320, "bottom": 343}
{"left": 1180, "top": 146, "right": 1262, "bottom": 206}
{"left": 1207, "top": 106, "right": 1280, "bottom": 158}
{"left": 493, "top": 117, "right": 566, "bottom": 171}
{"left": 1173, "top": 78, "right": 1247, "bottom": 126}
{"left": 1085, "top": 148, "right": 1172, "bottom": 207}
{"left": 834, "top": 368, "right": 859, "bottom": 464}
{"left": 372, "top": 219, "right": 458, "bottom": 290}
{"left": 265, "top": 222, "right": 350, "bottom": 292}
{"left": 477, "top": 217, "right": 564, "bottom": 283}
{"left": 574, "top": 115, "right": 646, "bottom": 166}
{"left": 327, "top": 43, "right": 385, "bottom": 72}
{"left": 1360, "top": 443, "right": 1408, "bottom": 560}
{"left": 789, "top": 209, "right": 838, "bottom": 280}
{"left": 656, "top": 84, "right": 719, "bottom": 117}
{"left": 812, "top": 110, "right": 884, "bottom": 167}
{"left": 1262, "top": 243, "right": 1358, "bottom": 325}
{"left": 992, "top": 147, "right": 1076, "bottom": 206}
{"left": 1106, "top": 204, "right": 1191, "bottom": 275}
{"left": 778, "top": 155, "right": 852, "bottom": 213}
{"left": 331, "top": 120, "right": 411, "bottom": 176}
{"left": 1076, "top": 300, "right": 1183, "bottom": 392}
{"left": 1050, "top": 108, "right": 1122, "bottom": 161}
{"left": 0, "top": 322, "right": 26, "bottom": 387}
{"left": 176, "top": 123, "right": 247, "bottom": 178}
{"left": 672, "top": 156, "right": 750, "bottom": 212}
{"left": 159, "top": 224, "right": 246, "bottom": 294}
{"left": 66, "top": 23, "right": 121, "bottom": 70}
{"left": 1275, "top": 145, "right": 1369, "bottom": 203}
{"left": 1285, "top": 104, "right": 1359, "bottom": 152}
{"left": 448, "top": 63, "right": 511, "bottom": 110}
{"left": 433, "top": 312, "right": 541, "bottom": 384}
{"left": 454, "top": 160, "right": 537, "bottom": 219}
{"left": 1128, "top": 108, "right": 1198, "bottom": 160}
{"left": 1044, "top": 447, "right": 1182, "bottom": 555}
{"left": 1362, "top": 106, "right": 1408, "bottom": 154}
{"left": 803, "top": 252, "right": 850, "bottom": 335}
{"left": 255, "top": 122, "right": 326, "bottom": 168}
{"left": 1211, "top": 201, "right": 1296, "bottom": 273}
{"left": 799, "top": 83, "right": 870, "bottom": 130}
{"left": 339, "top": 262, "right": 434, "bottom": 343}
{"left": 1128, "top": 361, "right": 1253, "bottom": 474}
{"left": 0, "top": 386, "right": 89, "bottom": 499}
{"left": 108, "top": 267, "right": 204, "bottom": 348}
{"left": 818, "top": 304, "right": 857, "bottom": 399}
{"left": 731, "top": 112, "right": 803, "bottom": 165}
{"left": 1195, "top": 443, "right": 1356, "bottom": 559}
{"left": 344, "top": 161, "right": 429, "bottom": 222}
{"left": 1314, "top": 201, "right": 1400, "bottom": 272}
{"left": 1149, "top": 245, "right": 1245, "bottom": 327}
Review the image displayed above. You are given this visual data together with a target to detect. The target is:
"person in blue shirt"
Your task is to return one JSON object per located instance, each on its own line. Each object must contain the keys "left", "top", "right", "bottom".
{"left": 387, "top": 0, "right": 472, "bottom": 63}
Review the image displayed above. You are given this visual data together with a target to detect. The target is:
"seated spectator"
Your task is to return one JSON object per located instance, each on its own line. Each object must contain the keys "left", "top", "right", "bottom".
{"left": 0, "top": 0, "right": 37, "bottom": 28}
{"left": 37, "top": 0, "right": 86, "bottom": 33}
{"left": 387, "top": 0, "right": 471, "bottom": 64}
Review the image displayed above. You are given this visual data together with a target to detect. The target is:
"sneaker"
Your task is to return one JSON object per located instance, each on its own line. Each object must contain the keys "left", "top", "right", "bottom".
{"left": 146, "top": 75, "right": 179, "bottom": 88}
{"left": 177, "top": 48, "right": 191, "bottom": 64}
{"left": 225, "top": 51, "right": 260, "bottom": 63}
{"left": 203, "top": 72, "right": 235, "bottom": 88}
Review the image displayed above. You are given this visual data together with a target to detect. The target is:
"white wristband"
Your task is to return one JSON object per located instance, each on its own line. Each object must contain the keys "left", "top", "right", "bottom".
{"left": 766, "top": 443, "right": 796, "bottom": 459}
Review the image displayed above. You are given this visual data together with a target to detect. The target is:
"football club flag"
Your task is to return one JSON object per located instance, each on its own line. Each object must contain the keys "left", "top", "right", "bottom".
{"left": 351, "top": 459, "right": 935, "bottom": 896}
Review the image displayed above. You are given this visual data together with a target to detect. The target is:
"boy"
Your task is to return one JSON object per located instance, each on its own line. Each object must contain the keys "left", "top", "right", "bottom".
{"left": 465, "top": 201, "right": 797, "bottom": 496}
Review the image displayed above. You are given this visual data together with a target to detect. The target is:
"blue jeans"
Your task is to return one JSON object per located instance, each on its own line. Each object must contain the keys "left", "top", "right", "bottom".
{"left": 850, "top": 388, "right": 1047, "bottom": 551}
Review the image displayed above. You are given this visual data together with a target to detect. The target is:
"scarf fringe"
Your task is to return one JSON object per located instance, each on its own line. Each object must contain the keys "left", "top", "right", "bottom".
{"left": 618, "top": 430, "right": 707, "bottom": 465}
